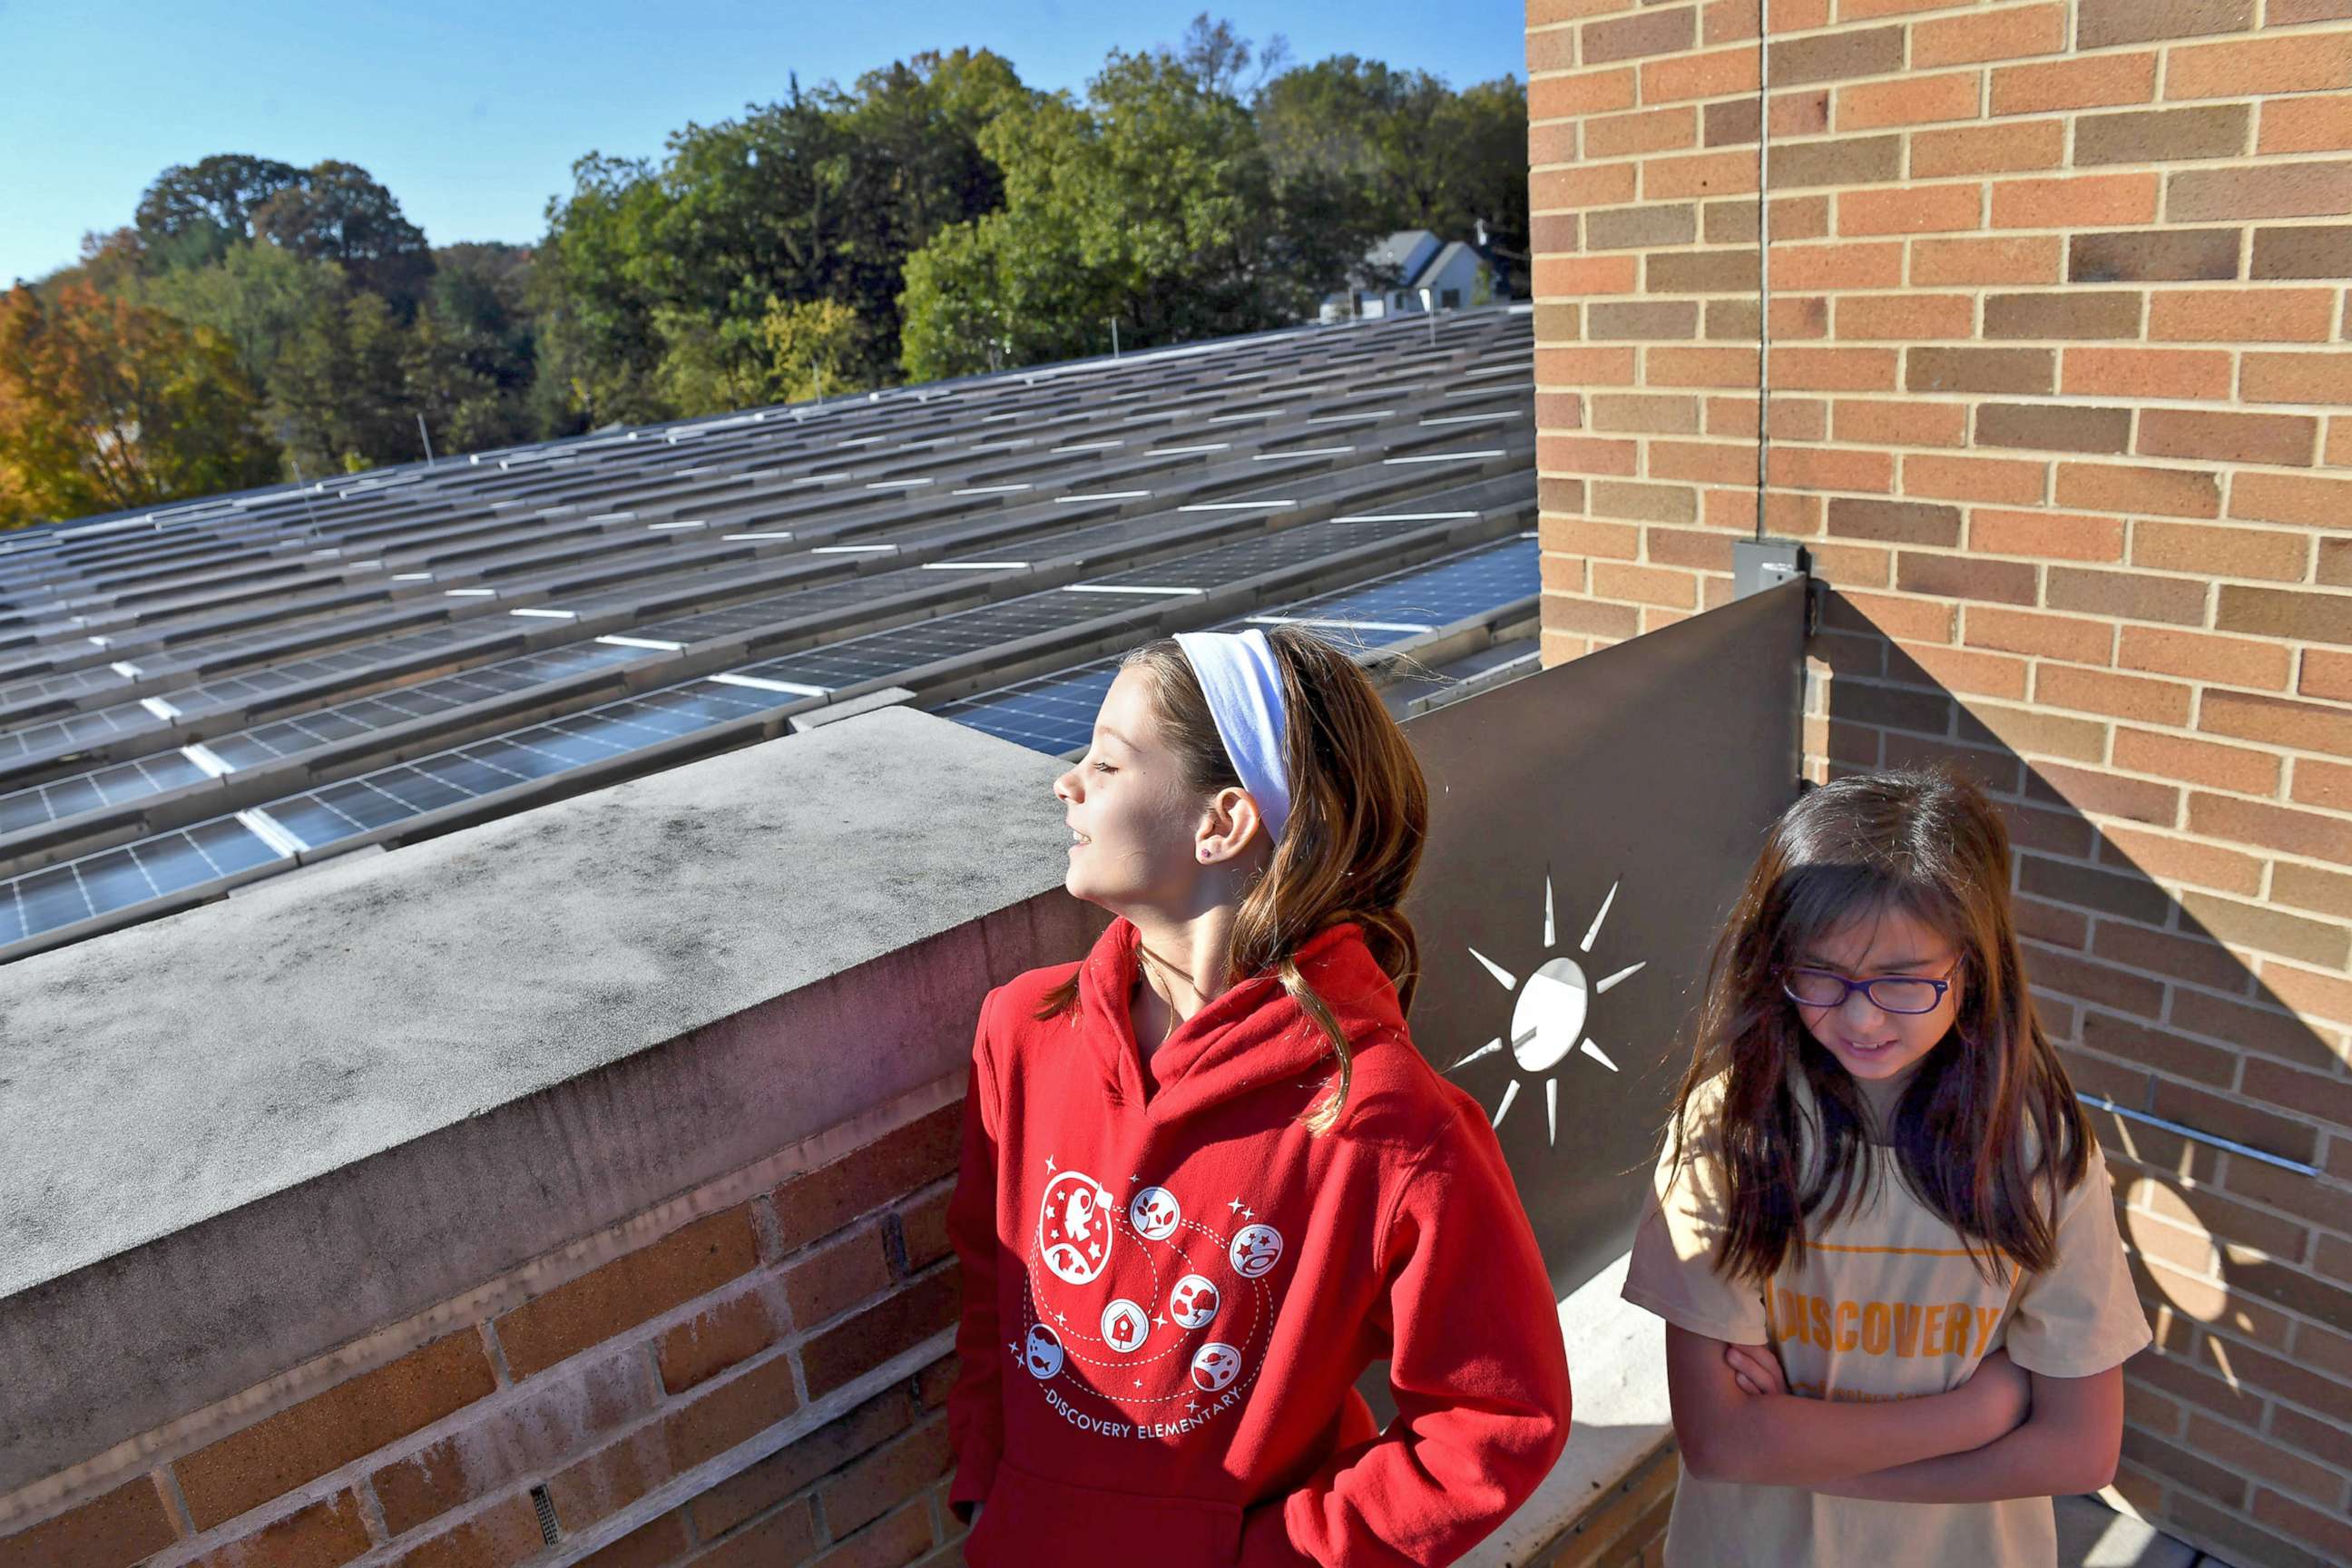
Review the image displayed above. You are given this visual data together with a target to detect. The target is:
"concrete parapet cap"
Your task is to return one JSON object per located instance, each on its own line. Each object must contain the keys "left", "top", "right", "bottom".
{"left": 0, "top": 708, "right": 1093, "bottom": 1496}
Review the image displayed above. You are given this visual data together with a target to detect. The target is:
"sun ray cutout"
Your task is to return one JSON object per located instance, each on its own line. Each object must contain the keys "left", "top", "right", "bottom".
{"left": 1449, "top": 870, "right": 1644, "bottom": 1146}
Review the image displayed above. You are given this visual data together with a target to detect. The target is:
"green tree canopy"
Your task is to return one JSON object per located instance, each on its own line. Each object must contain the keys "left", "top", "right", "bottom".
{"left": 132, "top": 153, "right": 306, "bottom": 273}
{"left": 898, "top": 39, "right": 1379, "bottom": 381}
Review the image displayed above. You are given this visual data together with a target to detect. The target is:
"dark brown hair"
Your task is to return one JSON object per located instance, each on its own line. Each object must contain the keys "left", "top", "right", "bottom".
{"left": 1038, "top": 627, "right": 1428, "bottom": 1134}
{"left": 1665, "top": 768, "right": 2092, "bottom": 1283}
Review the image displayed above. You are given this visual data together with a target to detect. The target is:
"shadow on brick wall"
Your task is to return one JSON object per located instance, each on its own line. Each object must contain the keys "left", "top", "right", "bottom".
{"left": 1815, "top": 589, "right": 2351, "bottom": 1568}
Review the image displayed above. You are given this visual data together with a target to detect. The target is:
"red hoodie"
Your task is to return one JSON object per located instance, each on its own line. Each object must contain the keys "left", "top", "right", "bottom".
{"left": 946, "top": 917, "right": 1572, "bottom": 1567}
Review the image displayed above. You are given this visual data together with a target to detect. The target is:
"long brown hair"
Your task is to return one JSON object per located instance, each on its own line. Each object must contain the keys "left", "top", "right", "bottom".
{"left": 1037, "top": 627, "right": 1428, "bottom": 1134}
{"left": 1665, "top": 768, "right": 2092, "bottom": 1283}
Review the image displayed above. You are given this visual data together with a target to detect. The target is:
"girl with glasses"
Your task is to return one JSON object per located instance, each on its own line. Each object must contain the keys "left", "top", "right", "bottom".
{"left": 1622, "top": 769, "right": 2148, "bottom": 1566}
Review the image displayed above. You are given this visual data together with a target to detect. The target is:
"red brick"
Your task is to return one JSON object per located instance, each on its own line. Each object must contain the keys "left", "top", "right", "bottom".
{"left": 1910, "top": 121, "right": 2067, "bottom": 179}
{"left": 2242, "top": 352, "right": 2352, "bottom": 406}
{"left": 817, "top": 1418, "right": 955, "bottom": 1538}
{"left": 2112, "top": 729, "right": 2281, "bottom": 794}
{"left": 1837, "top": 72, "right": 1981, "bottom": 132}
{"left": 2190, "top": 789, "right": 2352, "bottom": 864}
{"left": 2260, "top": 94, "right": 2352, "bottom": 155}
{"left": 1766, "top": 444, "right": 1895, "bottom": 493}
{"left": 2293, "top": 755, "right": 2352, "bottom": 813}
{"left": 1769, "top": 26, "right": 1904, "bottom": 87}
{"left": 2063, "top": 348, "right": 2233, "bottom": 401}
{"left": 1968, "top": 508, "right": 2124, "bottom": 562}
{"left": 573, "top": 1513, "right": 694, "bottom": 1568}
{"left": 1825, "top": 589, "right": 1958, "bottom": 644}
{"left": 2203, "top": 687, "right": 2352, "bottom": 756}
{"left": 2070, "top": 228, "right": 2242, "bottom": 284}
{"left": 1832, "top": 398, "right": 1968, "bottom": 446}
{"left": 178, "top": 1333, "right": 499, "bottom": 1530}
{"left": 2296, "top": 646, "right": 2352, "bottom": 707}
{"left": 1771, "top": 240, "right": 1904, "bottom": 290}
{"left": 1896, "top": 553, "right": 2040, "bottom": 605}
{"left": 1838, "top": 183, "right": 1983, "bottom": 237}
{"left": 2100, "top": 824, "right": 2266, "bottom": 896}
{"left": 499, "top": 1210, "right": 760, "bottom": 1381}
{"left": 1539, "top": 435, "right": 1641, "bottom": 475}
{"left": 657, "top": 1288, "right": 784, "bottom": 1396}
{"left": 801, "top": 1268, "right": 962, "bottom": 1399}
{"left": 1835, "top": 292, "right": 1974, "bottom": 340}
{"left": 2148, "top": 289, "right": 2337, "bottom": 342}
{"left": 2167, "top": 34, "right": 2352, "bottom": 101}
{"left": 784, "top": 1223, "right": 897, "bottom": 1329}
{"left": 2141, "top": 408, "right": 2318, "bottom": 466}
{"left": 1965, "top": 606, "right": 2116, "bottom": 662}
{"left": 2118, "top": 627, "right": 2294, "bottom": 689}
{"left": 691, "top": 1387, "right": 910, "bottom": 1540}
{"left": 808, "top": 1501, "right": 935, "bottom": 1568}
{"left": 1643, "top": 148, "right": 1760, "bottom": 201}
{"left": 1903, "top": 453, "right": 2046, "bottom": 505}
{"left": 548, "top": 1356, "right": 803, "bottom": 1531}
{"left": 2053, "top": 462, "right": 2221, "bottom": 519}
{"left": 692, "top": 1502, "right": 818, "bottom": 1568}
{"left": 1640, "top": 44, "right": 1760, "bottom": 104}
{"left": 1911, "top": 235, "right": 2063, "bottom": 286}
{"left": 1991, "top": 54, "right": 2159, "bottom": 116}
{"left": 2046, "top": 564, "right": 2211, "bottom": 624}
{"left": 389, "top": 1494, "right": 547, "bottom": 1568}
{"left": 2036, "top": 666, "right": 2194, "bottom": 727}
{"left": 1992, "top": 173, "right": 2160, "bottom": 229}
{"left": 1592, "top": 560, "right": 1704, "bottom": 606}
{"left": 1585, "top": 105, "right": 1700, "bottom": 158}
{"left": 1531, "top": 162, "right": 1641, "bottom": 211}
{"left": 1533, "top": 255, "right": 1642, "bottom": 295}
{"left": 1537, "top": 346, "right": 1640, "bottom": 384}
{"left": 2215, "top": 584, "right": 2352, "bottom": 646}
{"left": 1984, "top": 289, "right": 2147, "bottom": 340}
{"left": 188, "top": 1493, "right": 371, "bottom": 1568}
{"left": 1646, "top": 347, "right": 1759, "bottom": 386}
{"left": 1978, "top": 403, "right": 2132, "bottom": 455}
{"left": 0, "top": 1476, "right": 178, "bottom": 1568}
{"left": 1773, "top": 346, "right": 1898, "bottom": 390}
{"left": 1914, "top": 5, "right": 2068, "bottom": 68}
{"left": 770, "top": 1105, "right": 959, "bottom": 1254}
{"left": 2168, "top": 161, "right": 2352, "bottom": 221}
{"left": 1528, "top": 68, "right": 1638, "bottom": 121}
{"left": 372, "top": 1351, "right": 655, "bottom": 1535}
{"left": 1583, "top": 5, "right": 1696, "bottom": 65}
{"left": 2132, "top": 520, "right": 2312, "bottom": 582}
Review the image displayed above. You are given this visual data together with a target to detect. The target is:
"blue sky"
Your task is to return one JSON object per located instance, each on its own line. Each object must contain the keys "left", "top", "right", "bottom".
{"left": 0, "top": 1, "right": 1529, "bottom": 285}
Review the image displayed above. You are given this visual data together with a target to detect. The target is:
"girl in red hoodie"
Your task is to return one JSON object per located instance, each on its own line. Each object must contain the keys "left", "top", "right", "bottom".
{"left": 946, "top": 627, "right": 1573, "bottom": 1566}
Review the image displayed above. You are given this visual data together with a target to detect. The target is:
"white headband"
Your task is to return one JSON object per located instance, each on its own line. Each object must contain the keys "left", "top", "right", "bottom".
{"left": 1173, "top": 629, "right": 1292, "bottom": 846}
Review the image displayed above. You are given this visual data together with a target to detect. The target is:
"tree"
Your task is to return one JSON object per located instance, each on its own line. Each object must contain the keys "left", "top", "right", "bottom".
{"left": 252, "top": 161, "right": 435, "bottom": 317}
{"left": 900, "top": 42, "right": 1335, "bottom": 380}
{"left": 1254, "top": 56, "right": 1531, "bottom": 260}
{"left": 133, "top": 153, "right": 305, "bottom": 272}
{"left": 270, "top": 290, "right": 415, "bottom": 473}
{"left": 406, "top": 244, "right": 539, "bottom": 452}
{"left": 0, "top": 283, "right": 279, "bottom": 525}
{"left": 132, "top": 239, "right": 347, "bottom": 392}
{"left": 760, "top": 296, "right": 867, "bottom": 402}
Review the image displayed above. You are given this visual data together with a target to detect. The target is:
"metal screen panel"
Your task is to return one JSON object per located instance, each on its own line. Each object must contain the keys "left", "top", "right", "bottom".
{"left": 1398, "top": 578, "right": 1808, "bottom": 1298}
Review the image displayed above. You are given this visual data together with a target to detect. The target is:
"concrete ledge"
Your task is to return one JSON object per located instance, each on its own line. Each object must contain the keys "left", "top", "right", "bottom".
{"left": 0, "top": 708, "right": 1091, "bottom": 1491}
{"left": 1463, "top": 1253, "right": 1672, "bottom": 1568}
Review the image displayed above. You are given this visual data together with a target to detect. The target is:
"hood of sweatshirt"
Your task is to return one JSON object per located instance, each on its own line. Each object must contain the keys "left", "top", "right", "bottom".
{"left": 1074, "top": 916, "right": 1407, "bottom": 1125}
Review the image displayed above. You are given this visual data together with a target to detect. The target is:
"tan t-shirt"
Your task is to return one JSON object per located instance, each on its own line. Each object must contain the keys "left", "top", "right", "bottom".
{"left": 1622, "top": 1074, "right": 2151, "bottom": 1568}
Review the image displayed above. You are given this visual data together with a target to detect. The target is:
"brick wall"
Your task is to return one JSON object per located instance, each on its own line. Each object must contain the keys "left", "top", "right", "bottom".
{"left": 1526, "top": 2, "right": 2352, "bottom": 1564}
{"left": 0, "top": 1089, "right": 970, "bottom": 1568}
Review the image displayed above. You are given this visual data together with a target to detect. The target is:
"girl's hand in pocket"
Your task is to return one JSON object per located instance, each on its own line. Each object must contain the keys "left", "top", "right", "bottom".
{"left": 1724, "top": 1342, "right": 1788, "bottom": 1397}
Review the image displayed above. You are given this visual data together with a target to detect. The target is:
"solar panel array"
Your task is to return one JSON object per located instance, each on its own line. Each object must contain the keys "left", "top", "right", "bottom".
{"left": 0, "top": 308, "right": 1541, "bottom": 962}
